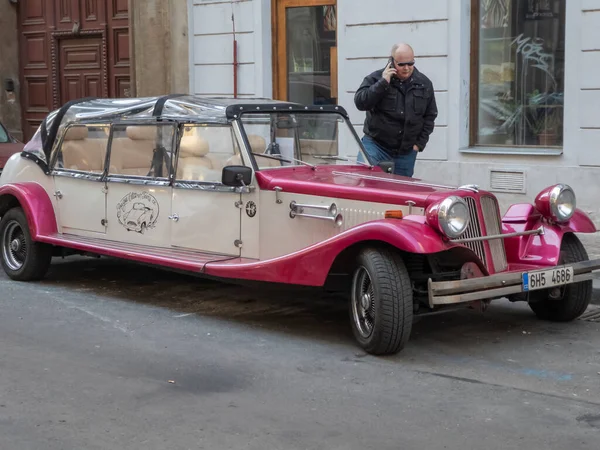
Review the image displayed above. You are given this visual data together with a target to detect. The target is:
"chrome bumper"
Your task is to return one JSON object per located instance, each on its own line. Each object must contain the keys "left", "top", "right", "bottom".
{"left": 428, "top": 258, "right": 600, "bottom": 307}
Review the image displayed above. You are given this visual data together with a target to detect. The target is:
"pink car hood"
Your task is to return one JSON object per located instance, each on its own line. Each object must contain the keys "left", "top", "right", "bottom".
{"left": 255, "top": 166, "right": 470, "bottom": 209}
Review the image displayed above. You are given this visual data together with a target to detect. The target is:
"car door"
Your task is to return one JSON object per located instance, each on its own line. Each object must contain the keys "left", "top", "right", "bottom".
{"left": 52, "top": 124, "right": 108, "bottom": 236}
{"left": 170, "top": 124, "right": 243, "bottom": 256}
{"left": 104, "top": 123, "right": 175, "bottom": 247}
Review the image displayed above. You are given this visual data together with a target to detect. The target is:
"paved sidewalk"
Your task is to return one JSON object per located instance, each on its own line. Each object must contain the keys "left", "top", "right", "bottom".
{"left": 577, "top": 233, "right": 600, "bottom": 305}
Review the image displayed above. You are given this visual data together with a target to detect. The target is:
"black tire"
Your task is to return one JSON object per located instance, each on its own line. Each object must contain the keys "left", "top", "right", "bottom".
{"left": 349, "top": 247, "right": 413, "bottom": 355}
{"left": 529, "top": 234, "right": 592, "bottom": 322}
{"left": 0, "top": 207, "right": 52, "bottom": 281}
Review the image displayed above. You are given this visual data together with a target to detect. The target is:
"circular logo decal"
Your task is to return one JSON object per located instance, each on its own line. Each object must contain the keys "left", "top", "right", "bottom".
{"left": 116, "top": 192, "right": 160, "bottom": 234}
{"left": 245, "top": 201, "right": 257, "bottom": 218}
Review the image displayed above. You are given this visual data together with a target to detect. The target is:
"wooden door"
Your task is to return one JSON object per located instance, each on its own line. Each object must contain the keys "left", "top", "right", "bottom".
{"left": 59, "top": 37, "right": 104, "bottom": 104}
{"left": 17, "top": 0, "right": 131, "bottom": 140}
{"left": 273, "top": 0, "right": 337, "bottom": 105}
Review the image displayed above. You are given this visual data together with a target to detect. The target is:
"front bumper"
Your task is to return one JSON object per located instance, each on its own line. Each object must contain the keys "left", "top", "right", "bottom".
{"left": 428, "top": 258, "right": 600, "bottom": 306}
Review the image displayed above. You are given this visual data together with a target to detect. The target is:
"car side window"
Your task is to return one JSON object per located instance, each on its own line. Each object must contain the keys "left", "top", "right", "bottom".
{"left": 108, "top": 124, "right": 175, "bottom": 179}
{"left": 55, "top": 124, "right": 109, "bottom": 173}
{"left": 0, "top": 124, "right": 9, "bottom": 143}
{"left": 175, "top": 125, "right": 244, "bottom": 183}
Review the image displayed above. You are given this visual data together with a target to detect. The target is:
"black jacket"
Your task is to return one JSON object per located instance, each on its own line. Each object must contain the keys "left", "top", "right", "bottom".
{"left": 354, "top": 67, "right": 438, "bottom": 154}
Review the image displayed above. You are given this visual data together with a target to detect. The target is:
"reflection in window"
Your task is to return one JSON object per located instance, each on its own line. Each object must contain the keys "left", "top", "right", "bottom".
{"left": 474, "top": 0, "right": 565, "bottom": 148}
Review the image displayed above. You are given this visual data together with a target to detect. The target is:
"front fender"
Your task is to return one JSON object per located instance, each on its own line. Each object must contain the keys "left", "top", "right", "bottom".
{"left": 503, "top": 204, "right": 597, "bottom": 266}
{"left": 205, "top": 219, "right": 454, "bottom": 286}
{"left": 0, "top": 182, "right": 57, "bottom": 238}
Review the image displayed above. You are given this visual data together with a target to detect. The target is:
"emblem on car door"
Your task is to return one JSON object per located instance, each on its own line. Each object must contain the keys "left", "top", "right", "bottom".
{"left": 116, "top": 192, "right": 159, "bottom": 234}
{"left": 245, "top": 201, "right": 257, "bottom": 218}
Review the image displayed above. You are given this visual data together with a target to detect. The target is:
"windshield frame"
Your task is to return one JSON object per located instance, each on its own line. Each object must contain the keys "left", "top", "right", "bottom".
{"left": 234, "top": 110, "right": 372, "bottom": 171}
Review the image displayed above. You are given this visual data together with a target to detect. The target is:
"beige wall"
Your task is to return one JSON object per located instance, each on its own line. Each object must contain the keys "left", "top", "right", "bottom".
{"left": 0, "top": 3, "right": 23, "bottom": 140}
{"left": 131, "top": 0, "right": 190, "bottom": 97}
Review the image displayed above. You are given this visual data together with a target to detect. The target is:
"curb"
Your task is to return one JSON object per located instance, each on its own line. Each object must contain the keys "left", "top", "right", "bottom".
{"left": 592, "top": 273, "right": 600, "bottom": 305}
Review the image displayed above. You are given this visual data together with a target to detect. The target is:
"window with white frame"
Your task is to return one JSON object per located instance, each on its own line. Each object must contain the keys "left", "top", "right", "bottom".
{"left": 471, "top": 0, "right": 566, "bottom": 149}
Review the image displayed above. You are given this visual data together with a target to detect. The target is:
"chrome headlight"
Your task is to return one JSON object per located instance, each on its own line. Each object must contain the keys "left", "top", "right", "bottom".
{"left": 435, "top": 196, "right": 471, "bottom": 238}
{"left": 549, "top": 184, "right": 576, "bottom": 222}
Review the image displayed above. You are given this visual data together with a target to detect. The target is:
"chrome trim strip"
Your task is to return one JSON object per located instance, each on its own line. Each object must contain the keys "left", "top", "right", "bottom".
{"left": 481, "top": 195, "right": 508, "bottom": 272}
{"left": 173, "top": 181, "right": 254, "bottom": 193}
{"left": 331, "top": 171, "right": 457, "bottom": 189}
{"left": 452, "top": 227, "right": 543, "bottom": 243}
{"left": 462, "top": 197, "right": 486, "bottom": 267}
{"left": 52, "top": 170, "right": 103, "bottom": 181}
{"left": 105, "top": 176, "right": 170, "bottom": 186}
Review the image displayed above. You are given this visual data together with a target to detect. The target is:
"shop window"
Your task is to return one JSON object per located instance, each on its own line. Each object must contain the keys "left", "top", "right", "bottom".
{"left": 471, "top": 0, "right": 566, "bottom": 149}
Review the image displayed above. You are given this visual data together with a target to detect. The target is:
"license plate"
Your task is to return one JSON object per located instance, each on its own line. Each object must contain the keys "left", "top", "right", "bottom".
{"left": 522, "top": 266, "right": 574, "bottom": 292}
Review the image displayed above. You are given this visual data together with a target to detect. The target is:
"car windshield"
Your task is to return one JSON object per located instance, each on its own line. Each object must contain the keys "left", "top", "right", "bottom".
{"left": 238, "top": 112, "right": 369, "bottom": 169}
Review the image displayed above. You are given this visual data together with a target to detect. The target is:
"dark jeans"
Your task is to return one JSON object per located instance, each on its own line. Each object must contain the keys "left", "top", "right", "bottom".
{"left": 358, "top": 135, "right": 418, "bottom": 177}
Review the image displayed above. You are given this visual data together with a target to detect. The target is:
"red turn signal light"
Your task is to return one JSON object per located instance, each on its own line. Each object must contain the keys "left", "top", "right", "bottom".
{"left": 384, "top": 210, "right": 404, "bottom": 219}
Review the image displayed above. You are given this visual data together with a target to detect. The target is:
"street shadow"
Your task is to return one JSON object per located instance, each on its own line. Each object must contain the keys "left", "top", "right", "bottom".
{"left": 36, "top": 255, "right": 587, "bottom": 358}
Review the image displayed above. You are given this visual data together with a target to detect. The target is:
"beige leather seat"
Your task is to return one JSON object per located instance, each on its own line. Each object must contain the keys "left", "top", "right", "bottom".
{"left": 60, "top": 126, "right": 107, "bottom": 173}
{"left": 109, "top": 126, "right": 156, "bottom": 176}
{"left": 176, "top": 134, "right": 219, "bottom": 181}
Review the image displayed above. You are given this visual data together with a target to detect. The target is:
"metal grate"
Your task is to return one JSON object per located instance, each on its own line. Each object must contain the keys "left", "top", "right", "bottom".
{"left": 579, "top": 307, "right": 600, "bottom": 323}
{"left": 481, "top": 195, "right": 508, "bottom": 272}
{"left": 338, "top": 208, "right": 385, "bottom": 232}
{"left": 462, "top": 197, "right": 487, "bottom": 267}
{"left": 490, "top": 170, "right": 526, "bottom": 193}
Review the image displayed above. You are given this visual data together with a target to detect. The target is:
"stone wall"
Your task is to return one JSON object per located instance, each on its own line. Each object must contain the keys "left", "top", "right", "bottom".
{"left": 131, "top": 0, "right": 190, "bottom": 97}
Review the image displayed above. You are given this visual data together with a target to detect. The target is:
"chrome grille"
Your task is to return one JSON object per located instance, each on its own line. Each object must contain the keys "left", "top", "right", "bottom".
{"left": 481, "top": 195, "right": 508, "bottom": 272}
{"left": 462, "top": 197, "right": 486, "bottom": 266}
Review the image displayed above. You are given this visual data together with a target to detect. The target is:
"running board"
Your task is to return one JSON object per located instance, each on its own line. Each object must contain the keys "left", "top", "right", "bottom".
{"left": 37, "top": 233, "right": 243, "bottom": 273}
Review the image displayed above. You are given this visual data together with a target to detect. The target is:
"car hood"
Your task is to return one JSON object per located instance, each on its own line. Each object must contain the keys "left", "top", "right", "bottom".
{"left": 0, "top": 143, "right": 24, "bottom": 167}
{"left": 255, "top": 166, "right": 472, "bottom": 210}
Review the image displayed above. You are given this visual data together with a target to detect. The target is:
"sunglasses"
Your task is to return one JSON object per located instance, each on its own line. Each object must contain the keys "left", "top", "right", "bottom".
{"left": 394, "top": 61, "right": 415, "bottom": 67}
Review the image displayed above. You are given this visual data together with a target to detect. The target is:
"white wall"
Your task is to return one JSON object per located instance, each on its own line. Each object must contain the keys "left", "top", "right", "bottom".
{"left": 188, "top": 0, "right": 271, "bottom": 98}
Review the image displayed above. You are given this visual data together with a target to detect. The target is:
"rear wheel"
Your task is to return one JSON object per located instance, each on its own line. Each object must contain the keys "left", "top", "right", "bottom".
{"left": 529, "top": 234, "right": 592, "bottom": 322}
{"left": 350, "top": 248, "right": 413, "bottom": 355}
{"left": 0, "top": 207, "right": 52, "bottom": 281}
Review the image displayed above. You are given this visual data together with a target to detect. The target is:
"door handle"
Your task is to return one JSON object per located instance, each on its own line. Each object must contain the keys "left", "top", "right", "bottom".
{"left": 168, "top": 213, "right": 179, "bottom": 222}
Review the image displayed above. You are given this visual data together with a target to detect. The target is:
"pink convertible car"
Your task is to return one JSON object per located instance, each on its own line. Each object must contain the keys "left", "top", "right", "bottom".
{"left": 0, "top": 96, "right": 598, "bottom": 355}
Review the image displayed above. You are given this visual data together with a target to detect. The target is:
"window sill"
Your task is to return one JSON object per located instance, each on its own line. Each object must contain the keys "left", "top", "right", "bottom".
{"left": 460, "top": 146, "right": 563, "bottom": 156}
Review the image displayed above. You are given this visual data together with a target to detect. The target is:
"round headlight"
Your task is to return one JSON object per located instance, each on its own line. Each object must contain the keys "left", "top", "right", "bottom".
{"left": 550, "top": 184, "right": 576, "bottom": 222}
{"left": 438, "top": 196, "right": 471, "bottom": 238}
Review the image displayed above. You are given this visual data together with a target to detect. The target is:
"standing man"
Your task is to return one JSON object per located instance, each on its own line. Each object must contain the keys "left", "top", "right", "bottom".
{"left": 354, "top": 43, "right": 437, "bottom": 177}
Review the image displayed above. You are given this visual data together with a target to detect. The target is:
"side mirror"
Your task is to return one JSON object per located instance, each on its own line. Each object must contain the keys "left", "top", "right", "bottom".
{"left": 378, "top": 161, "right": 395, "bottom": 174}
{"left": 222, "top": 165, "right": 253, "bottom": 187}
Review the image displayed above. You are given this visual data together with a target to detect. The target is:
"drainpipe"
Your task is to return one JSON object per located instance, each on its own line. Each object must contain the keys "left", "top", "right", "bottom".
{"left": 231, "top": 5, "right": 238, "bottom": 98}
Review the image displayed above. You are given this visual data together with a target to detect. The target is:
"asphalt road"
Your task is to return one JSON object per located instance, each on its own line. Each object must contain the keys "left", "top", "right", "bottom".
{"left": 1, "top": 256, "right": 599, "bottom": 450}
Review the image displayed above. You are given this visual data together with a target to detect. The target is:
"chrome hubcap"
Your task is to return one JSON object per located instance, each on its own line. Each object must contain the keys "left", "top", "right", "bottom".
{"left": 2, "top": 220, "right": 27, "bottom": 271}
{"left": 352, "top": 267, "right": 375, "bottom": 339}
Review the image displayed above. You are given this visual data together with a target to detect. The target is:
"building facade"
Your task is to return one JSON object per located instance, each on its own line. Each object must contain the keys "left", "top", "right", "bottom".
{"left": 0, "top": 0, "right": 189, "bottom": 141}
{"left": 187, "top": 0, "right": 600, "bottom": 225}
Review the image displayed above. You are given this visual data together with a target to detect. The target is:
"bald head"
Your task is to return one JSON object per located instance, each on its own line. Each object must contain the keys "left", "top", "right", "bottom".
{"left": 391, "top": 43, "right": 415, "bottom": 80}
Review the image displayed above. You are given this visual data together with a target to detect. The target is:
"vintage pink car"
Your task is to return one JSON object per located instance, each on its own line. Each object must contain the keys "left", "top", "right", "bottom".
{"left": 0, "top": 120, "right": 24, "bottom": 175}
{"left": 0, "top": 96, "right": 598, "bottom": 355}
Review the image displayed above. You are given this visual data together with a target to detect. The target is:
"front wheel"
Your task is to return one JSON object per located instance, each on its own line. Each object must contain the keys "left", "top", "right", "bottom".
{"left": 0, "top": 207, "right": 52, "bottom": 281}
{"left": 529, "top": 234, "right": 592, "bottom": 322}
{"left": 350, "top": 248, "right": 413, "bottom": 355}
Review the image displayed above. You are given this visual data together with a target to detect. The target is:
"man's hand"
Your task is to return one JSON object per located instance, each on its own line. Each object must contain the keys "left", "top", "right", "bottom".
{"left": 383, "top": 62, "right": 397, "bottom": 83}
{"left": 413, "top": 144, "right": 420, "bottom": 152}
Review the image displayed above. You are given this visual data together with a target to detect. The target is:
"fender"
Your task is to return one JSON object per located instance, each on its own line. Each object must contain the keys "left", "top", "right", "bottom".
{"left": 0, "top": 182, "right": 57, "bottom": 238}
{"left": 502, "top": 204, "right": 597, "bottom": 267}
{"left": 205, "top": 218, "right": 458, "bottom": 286}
